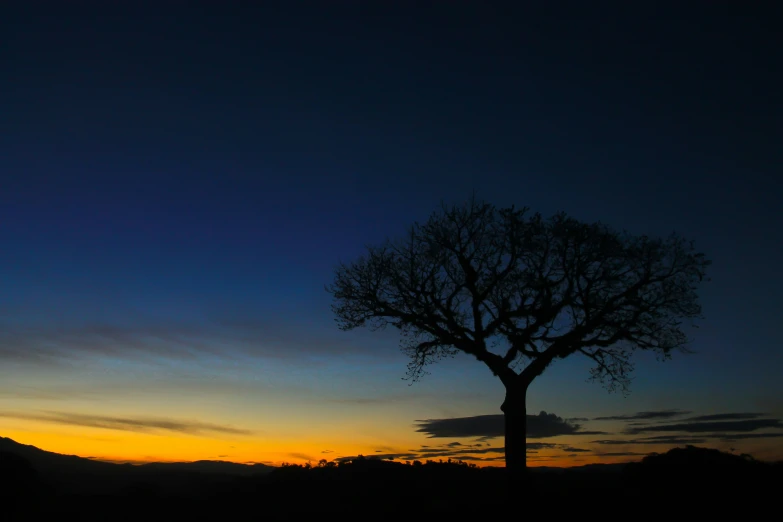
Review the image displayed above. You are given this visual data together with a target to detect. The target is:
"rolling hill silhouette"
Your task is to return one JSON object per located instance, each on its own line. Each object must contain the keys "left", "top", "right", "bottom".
{"left": 1, "top": 436, "right": 128, "bottom": 474}
{"left": 137, "top": 459, "right": 274, "bottom": 476}
{"left": 0, "top": 436, "right": 273, "bottom": 498}
{"left": 0, "top": 436, "right": 278, "bottom": 520}
{"left": 1, "top": 436, "right": 779, "bottom": 519}
{"left": 0, "top": 436, "right": 273, "bottom": 477}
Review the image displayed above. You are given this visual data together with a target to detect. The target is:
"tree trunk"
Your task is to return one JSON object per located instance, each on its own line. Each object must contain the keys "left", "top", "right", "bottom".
{"left": 501, "top": 384, "right": 528, "bottom": 483}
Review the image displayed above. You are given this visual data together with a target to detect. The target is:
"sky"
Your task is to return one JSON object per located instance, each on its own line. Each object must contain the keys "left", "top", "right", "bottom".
{"left": 1, "top": 2, "right": 781, "bottom": 467}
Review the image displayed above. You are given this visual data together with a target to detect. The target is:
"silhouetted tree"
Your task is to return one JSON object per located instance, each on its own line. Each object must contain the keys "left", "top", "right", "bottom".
{"left": 327, "top": 197, "right": 710, "bottom": 474}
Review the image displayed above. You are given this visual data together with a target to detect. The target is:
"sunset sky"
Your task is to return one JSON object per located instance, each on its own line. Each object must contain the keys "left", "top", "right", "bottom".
{"left": 1, "top": 2, "right": 781, "bottom": 467}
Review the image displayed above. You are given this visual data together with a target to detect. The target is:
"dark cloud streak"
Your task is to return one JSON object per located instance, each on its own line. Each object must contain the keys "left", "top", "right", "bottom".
{"left": 625, "top": 418, "right": 783, "bottom": 434}
{"left": 415, "top": 412, "right": 605, "bottom": 439}
{"left": 684, "top": 413, "right": 766, "bottom": 422}
{"left": 593, "top": 410, "right": 691, "bottom": 421}
{"left": 713, "top": 432, "right": 783, "bottom": 441}
{"left": 0, "top": 410, "right": 254, "bottom": 437}
{"left": 591, "top": 436, "right": 710, "bottom": 445}
{"left": 288, "top": 453, "right": 317, "bottom": 462}
{"left": 0, "top": 316, "right": 387, "bottom": 365}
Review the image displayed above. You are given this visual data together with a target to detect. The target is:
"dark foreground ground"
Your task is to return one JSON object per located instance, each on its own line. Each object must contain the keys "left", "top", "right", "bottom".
{"left": 2, "top": 443, "right": 781, "bottom": 520}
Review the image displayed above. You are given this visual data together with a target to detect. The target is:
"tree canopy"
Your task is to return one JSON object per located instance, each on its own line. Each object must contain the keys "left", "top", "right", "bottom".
{"left": 328, "top": 199, "right": 710, "bottom": 395}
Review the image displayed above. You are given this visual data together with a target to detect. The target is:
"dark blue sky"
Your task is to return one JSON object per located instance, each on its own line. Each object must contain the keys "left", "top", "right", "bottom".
{"left": 1, "top": 2, "right": 782, "bottom": 464}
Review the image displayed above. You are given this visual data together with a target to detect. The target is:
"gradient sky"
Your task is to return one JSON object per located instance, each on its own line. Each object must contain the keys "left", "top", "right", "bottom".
{"left": 1, "top": 2, "right": 781, "bottom": 467}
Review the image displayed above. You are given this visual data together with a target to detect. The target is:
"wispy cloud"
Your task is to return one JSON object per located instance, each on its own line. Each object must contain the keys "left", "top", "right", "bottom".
{"left": 682, "top": 413, "right": 766, "bottom": 422}
{"left": 331, "top": 439, "right": 599, "bottom": 464}
{"left": 400, "top": 410, "right": 783, "bottom": 463}
{"left": 415, "top": 446, "right": 507, "bottom": 459}
{"left": 591, "top": 436, "right": 710, "bottom": 445}
{"left": 0, "top": 410, "right": 254, "bottom": 437}
{"left": 0, "top": 314, "right": 390, "bottom": 366}
{"left": 526, "top": 442, "right": 559, "bottom": 450}
{"left": 589, "top": 413, "right": 783, "bottom": 447}
{"left": 713, "top": 432, "right": 783, "bottom": 441}
{"left": 593, "top": 410, "right": 691, "bottom": 421}
{"left": 625, "top": 418, "right": 783, "bottom": 435}
{"left": 287, "top": 453, "right": 317, "bottom": 462}
{"left": 335, "top": 453, "right": 415, "bottom": 463}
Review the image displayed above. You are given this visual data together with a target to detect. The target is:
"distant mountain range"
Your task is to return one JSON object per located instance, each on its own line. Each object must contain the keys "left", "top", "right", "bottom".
{"left": 0, "top": 436, "right": 274, "bottom": 496}
{"left": 139, "top": 459, "right": 275, "bottom": 476}
{"left": 0, "top": 436, "right": 274, "bottom": 476}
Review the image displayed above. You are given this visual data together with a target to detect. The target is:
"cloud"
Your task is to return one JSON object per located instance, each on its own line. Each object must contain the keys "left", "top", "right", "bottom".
{"left": 0, "top": 313, "right": 390, "bottom": 366}
{"left": 0, "top": 410, "right": 253, "bottom": 437}
{"left": 584, "top": 411, "right": 783, "bottom": 451}
{"left": 593, "top": 410, "right": 691, "bottom": 421}
{"left": 625, "top": 418, "right": 783, "bottom": 435}
{"left": 414, "top": 415, "right": 503, "bottom": 438}
{"left": 711, "top": 432, "right": 783, "bottom": 441}
{"left": 288, "top": 453, "right": 316, "bottom": 462}
{"left": 327, "top": 440, "right": 596, "bottom": 464}
{"left": 411, "top": 441, "right": 591, "bottom": 461}
{"left": 591, "top": 436, "right": 710, "bottom": 445}
{"left": 333, "top": 441, "right": 587, "bottom": 464}
{"left": 589, "top": 415, "right": 783, "bottom": 448}
{"left": 526, "top": 442, "right": 559, "bottom": 450}
{"left": 414, "top": 411, "right": 604, "bottom": 439}
{"left": 595, "top": 451, "right": 647, "bottom": 457}
{"left": 321, "top": 449, "right": 334, "bottom": 454}
{"left": 415, "top": 446, "right": 506, "bottom": 459}
{"left": 683, "top": 413, "right": 766, "bottom": 422}
{"left": 0, "top": 379, "right": 285, "bottom": 403}
{"left": 332, "top": 446, "right": 518, "bottom": 464}
{"left": 399, "top": 410, "right": 783, "bottom": 463}
{"left": 335, "top": 453, "right": 418, "bottom": 463}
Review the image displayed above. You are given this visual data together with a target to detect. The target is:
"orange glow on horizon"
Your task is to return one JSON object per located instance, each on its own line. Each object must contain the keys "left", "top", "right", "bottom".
{"left": 2, "top": 425, "right": 645, "bottom": 469}
{"left": 5, "top": 416, "right": 777, "bottom": 469}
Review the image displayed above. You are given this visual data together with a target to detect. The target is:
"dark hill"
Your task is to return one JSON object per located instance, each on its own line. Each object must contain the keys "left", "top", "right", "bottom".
{"left": 0, "top": 436, "right": 272, "bottom": 498}
{"left": 1, "top": 438, "right": 779, "bottom": 520}
{"left": 0, "top": 436, "right": 122, "bottom": 475}
{"left": 0, "top": 436, "right": 271, "bottom": 476}
{"left": 624, "top": 444, "right": 778, "bottom": 485}
{"left": 138, "top": 459, "right": 273, "bottom": 476}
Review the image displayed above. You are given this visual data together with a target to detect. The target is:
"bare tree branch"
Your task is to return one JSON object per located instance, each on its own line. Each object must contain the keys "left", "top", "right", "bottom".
{"left": 327, "top": 199, "right": 710, "bottom": 394}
